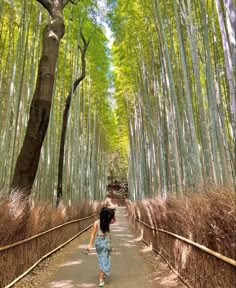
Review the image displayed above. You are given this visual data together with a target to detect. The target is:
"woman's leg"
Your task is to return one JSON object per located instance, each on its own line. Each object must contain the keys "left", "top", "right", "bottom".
{"left": 99, "top": 270, "right": 105, "bottom": 280}
{"left": 96, "top": 237, "right": 110, "bottom": 284}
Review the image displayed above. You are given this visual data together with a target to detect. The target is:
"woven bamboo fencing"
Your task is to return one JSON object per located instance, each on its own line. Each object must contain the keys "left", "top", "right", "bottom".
{"left": 0, "top": 214, "right": 96, "bottom": 288}
{"left": 129, "top": 213, "right": 236, "bottom": 288}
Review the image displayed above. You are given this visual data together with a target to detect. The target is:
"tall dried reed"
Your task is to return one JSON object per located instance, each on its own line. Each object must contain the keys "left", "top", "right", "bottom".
{"left": 127, "top": 186, "right": 236, "bottom": 287}
{"left": 0, "top": 190, "right": 102, "bottom": 287}
{"left": 0, "top": 190, "right": 101, "bottom": 246}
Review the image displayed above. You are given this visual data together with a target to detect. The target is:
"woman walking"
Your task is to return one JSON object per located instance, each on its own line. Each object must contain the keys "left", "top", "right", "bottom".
{"left": 87, "top": 207, "right": 116, "bottom": 287}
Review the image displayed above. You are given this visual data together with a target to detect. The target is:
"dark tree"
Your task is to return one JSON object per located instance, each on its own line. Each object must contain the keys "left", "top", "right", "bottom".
{"left": 11, "top": 0, "right": 73, "bottom": 194}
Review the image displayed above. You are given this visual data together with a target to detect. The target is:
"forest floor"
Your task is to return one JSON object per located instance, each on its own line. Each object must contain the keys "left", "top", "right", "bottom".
{"left": 16, "top": 207, "right": 186, "bottom": 288}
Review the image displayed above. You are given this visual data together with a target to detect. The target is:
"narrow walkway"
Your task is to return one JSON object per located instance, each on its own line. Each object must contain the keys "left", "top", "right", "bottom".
{"left": 22, "top": 207, "right": 185, "bottom": 288}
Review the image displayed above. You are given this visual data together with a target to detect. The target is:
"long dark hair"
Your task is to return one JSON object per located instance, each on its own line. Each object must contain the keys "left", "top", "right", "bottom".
{"left": 100, "top": 207, "right": 115, "bottom": 234}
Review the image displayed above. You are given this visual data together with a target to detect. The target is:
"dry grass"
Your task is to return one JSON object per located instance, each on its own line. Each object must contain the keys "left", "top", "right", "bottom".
{"left": 0, "top": 191, "right": 30, "bottom": 245}
{"left": 0, "top": 191, "right": 101, "bottom": 246}
{"left": 128, "top": 186, "right": 235, "bottom": 258}
{"left": 0, "top": 190, "right": 102, "bottom": 287}
{"left": 126, "top": 185, "right": 236, "bottom": 287}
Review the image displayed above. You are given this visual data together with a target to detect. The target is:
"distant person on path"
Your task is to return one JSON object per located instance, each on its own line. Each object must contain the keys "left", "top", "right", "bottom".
{"left": 87, "top": 207, "right": 116, "bottom": 287}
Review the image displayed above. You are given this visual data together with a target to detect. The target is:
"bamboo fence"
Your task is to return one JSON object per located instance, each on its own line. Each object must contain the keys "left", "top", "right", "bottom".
{"left": 129, "top": 213, "right": 236, "bottom": 288}
{"left": 0, "top": 214, "right": 96, "bottom": 288}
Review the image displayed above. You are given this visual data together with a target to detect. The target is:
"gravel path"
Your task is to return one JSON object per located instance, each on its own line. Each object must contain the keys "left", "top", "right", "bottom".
{"left": 16, "top": 207, "right": 186, "bottom": 288}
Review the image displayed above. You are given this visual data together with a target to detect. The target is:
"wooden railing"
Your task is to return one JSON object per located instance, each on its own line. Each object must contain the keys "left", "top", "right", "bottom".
{"left": 129, "top": 213, "right": 236, "bottom": 288}
{"left": 0, "top": 214, "right": 96, "bottom": 288}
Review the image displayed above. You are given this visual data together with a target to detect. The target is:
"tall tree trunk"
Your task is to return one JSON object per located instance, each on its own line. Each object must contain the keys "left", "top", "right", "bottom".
{"left": 11, "top": 0, "right": 71, "bottom": 194}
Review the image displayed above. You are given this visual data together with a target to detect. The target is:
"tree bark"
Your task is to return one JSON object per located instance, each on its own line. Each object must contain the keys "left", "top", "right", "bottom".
{"left": 11, "top": 0, "right": 70, "bottom": 194}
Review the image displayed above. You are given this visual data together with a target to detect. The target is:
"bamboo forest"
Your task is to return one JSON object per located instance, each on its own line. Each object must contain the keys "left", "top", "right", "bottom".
{"left": 0, "top": 0, "right": 235, "bottom": 288}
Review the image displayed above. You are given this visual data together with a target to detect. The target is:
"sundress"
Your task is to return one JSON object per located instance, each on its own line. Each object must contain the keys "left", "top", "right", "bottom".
{"left": 95, "top": 235, "right": 111, "bottom": 276}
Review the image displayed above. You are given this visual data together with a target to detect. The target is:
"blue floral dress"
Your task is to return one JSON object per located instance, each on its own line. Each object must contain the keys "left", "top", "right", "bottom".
{"left": 95, "top": 221, "right": 111, "bottom": 276}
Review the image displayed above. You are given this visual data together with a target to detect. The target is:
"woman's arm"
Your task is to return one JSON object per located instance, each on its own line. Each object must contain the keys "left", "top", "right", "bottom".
{"left": 87, "top": 221, "right": 98, "bottom": 251}
{"left": 110, "top": 216, "right": 116, "bottom": 224}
